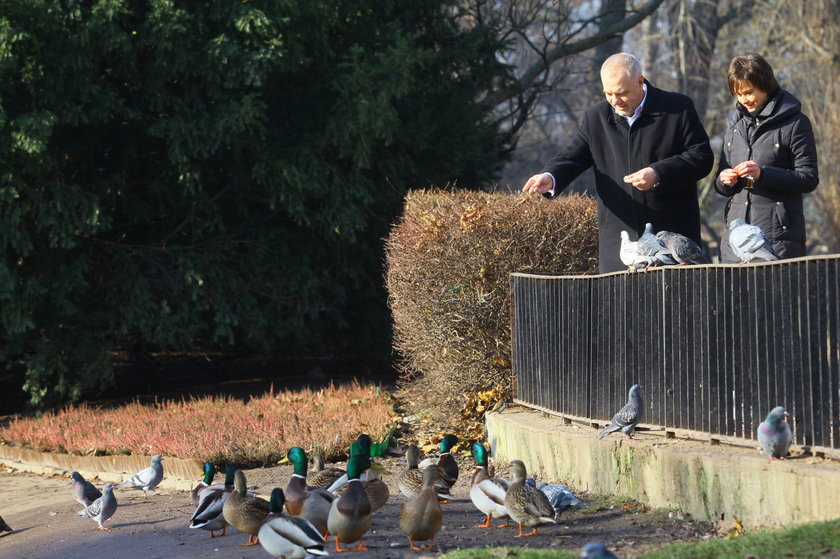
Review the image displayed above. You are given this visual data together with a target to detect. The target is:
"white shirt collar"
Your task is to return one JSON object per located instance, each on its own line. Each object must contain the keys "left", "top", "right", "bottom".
{"left": 622, "top": 83, "right": 648, "bottom": 127}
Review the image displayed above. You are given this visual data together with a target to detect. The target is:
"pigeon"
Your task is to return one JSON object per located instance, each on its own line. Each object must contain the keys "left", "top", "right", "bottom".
{"left": 619, "top": 231, "right": 648, "bottom": 272}
{"left": 503, "top": 460, "right": 556, "bottom": 537}
{"left": 636, "top": 223, "right": 677, "bottom": 267}
{"left": 116, "top": 454, "right": 164, "bottom": 495}
{"left": 655, "top": 230, "right": 710, "bottom": 265}
{"left": 537, "top": 482, "right": 585, "bottom": 517}
{"left": 524, "top": 478, "right": 584, "bottom": 519}
{"left": 71, "top": 471, "right": 102, "bottom": 507}
{"left": 581, "top": 542, "right": 620, "bottom": 558}
{"left": 728, "top": 218, "right": 779, "bottom": 263}
{"left": 599, "top": 384, "right": 644, "bottom": 439}
{"left": 758, "top": 406, "right": 793, "bottom": 460}
{"left": 77, "top": 482, "right": 117, "bottom": 530}
{"left": 0, "top": 514, "right": 12, "bottom": 534}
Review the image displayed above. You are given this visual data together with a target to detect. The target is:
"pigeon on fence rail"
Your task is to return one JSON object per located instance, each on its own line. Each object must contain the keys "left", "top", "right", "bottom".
{"left": 758, "top": 406, "right": 793, "bottom": 460}
{"left": 599, "top": 384, "right": 644, "bottom": 440}
{"left": 637, "top": 223, "right": 678, "bottom": 267}
{"left": 728, "top": 219, "right": 779, "bottom": 263}
{"left": 619, "top": 231, "right": 648, "bottom": 272}
{"left": 655, "top": 230, "right": 710, "bottom": 265}
{"left": 71, "top": 471, "right": 102, "bottom": 507}
{"left": 581, "top": 541, "right": 620, "bottom": 558}
{"left": 77, "top": 483, "right": 117, "bottom": 530}
{"left": 116, "top": 454, "right": 164, "bottom": 496}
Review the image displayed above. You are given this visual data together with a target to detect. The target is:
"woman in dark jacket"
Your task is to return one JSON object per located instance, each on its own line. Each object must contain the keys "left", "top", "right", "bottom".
{"left": 716, "top": 53, "right": 819, "bottom": 262}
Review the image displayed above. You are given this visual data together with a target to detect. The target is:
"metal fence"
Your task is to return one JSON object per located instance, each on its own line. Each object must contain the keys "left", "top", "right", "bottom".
{"left": 511, "top": 255, "right": 840, "bottom": 450}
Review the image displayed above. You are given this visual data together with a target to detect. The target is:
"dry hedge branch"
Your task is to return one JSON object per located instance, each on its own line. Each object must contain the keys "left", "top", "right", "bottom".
{"left": 385, "top": 189, "right": 598, "bottom": 432}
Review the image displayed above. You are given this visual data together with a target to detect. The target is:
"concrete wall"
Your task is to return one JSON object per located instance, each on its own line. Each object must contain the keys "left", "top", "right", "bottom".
{"left": 486, "top": 408, "right": 840, "bottom": 528}
{"left": 0, "top": 444, "right": 202, "bottom": 491}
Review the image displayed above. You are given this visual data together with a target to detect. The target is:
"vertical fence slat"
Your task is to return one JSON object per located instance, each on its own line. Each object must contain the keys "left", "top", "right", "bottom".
{"left": 511, "top": 257, "right": 840, "bottom": 450}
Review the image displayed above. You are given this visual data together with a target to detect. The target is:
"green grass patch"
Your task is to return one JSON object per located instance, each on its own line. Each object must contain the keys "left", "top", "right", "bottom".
{"left": 442, "top": 547, "right": 578, "bottom": 559}
{"left": 440, "top": 519, "right": 840, "bottom": 559}
{"left": 643, "top": 518, "right": 840, "bottom": 559}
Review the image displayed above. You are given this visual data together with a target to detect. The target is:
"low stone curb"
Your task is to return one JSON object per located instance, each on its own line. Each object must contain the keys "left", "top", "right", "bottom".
{"left": 487, "top": 407, "right": 840, "bottom": 528}
{"left": 0, "top": 444, "right": 202, "bottom": 492}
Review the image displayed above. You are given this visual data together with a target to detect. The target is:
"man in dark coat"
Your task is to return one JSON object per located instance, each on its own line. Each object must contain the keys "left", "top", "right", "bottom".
{"left": 523, "top": 53, "right": 714, "bottom": 273}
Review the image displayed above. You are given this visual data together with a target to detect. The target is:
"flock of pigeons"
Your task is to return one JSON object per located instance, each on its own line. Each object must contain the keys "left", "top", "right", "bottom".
{"left": 4, "top": 386, "right": 793, "bottom": 559}
{"left": 620, "top": 219, "right": 779, "bottom": 272}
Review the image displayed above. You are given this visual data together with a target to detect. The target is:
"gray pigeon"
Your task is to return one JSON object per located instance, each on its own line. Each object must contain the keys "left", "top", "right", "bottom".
{"left": 524, "top": 478, "right": 585, "bottom": 516}
{"left": 655, "top": 230, "right": 709, "bottom": 265}
{"left": 77, "top": 482, "right": 117, "bottom": 530}
{"left": 728, "top": 218, "right": 779, "bottom": 263}
{"left": 71, "top": 471, "right": 102, "bottom": 507}
{"left": 599, "top": 384, "right": 644, "bottom": 439}
{"left": 637, "top": 223, "right": 664, "bottom": 257}
{"left": 758, "top": 406, "right": 793, "bottom": 460}
{"left": 116, "top": 454, "right": 164, "bottom": 495}
{"left": 0, "top": 514, "right": 12, "bottom": 534}
{"left": 581, "top": 542, "right": 620, "bottom": 559}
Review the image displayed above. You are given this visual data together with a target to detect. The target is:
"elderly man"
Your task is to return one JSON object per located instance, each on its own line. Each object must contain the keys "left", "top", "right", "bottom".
{"left": 523, "top": 53, "right": 714, "bottom": 273}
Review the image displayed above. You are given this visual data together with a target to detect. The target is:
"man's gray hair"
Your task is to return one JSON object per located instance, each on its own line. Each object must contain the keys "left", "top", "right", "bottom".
{"left": 601, "top": 53, "right": 643, "bottom": 79}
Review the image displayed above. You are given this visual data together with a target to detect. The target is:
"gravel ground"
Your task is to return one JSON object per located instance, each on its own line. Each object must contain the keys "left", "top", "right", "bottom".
{"left": 0, "top": 452, "right": 715, "bottom": 559}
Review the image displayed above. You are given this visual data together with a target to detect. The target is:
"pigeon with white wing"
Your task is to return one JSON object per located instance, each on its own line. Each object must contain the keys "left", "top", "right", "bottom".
{"left": 728, "top": 219, "right": 779, "bottom": 263}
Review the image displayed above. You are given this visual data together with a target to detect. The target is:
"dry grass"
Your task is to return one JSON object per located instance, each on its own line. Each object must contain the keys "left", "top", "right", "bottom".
{"left": 0, "top": 382, "right": 396, "bottom": 465}
{"left": 385, "top": 189, "right": 597, "bottom": 434}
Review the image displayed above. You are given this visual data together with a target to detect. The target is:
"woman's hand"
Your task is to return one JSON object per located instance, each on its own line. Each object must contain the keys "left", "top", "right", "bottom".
{"left": 734, "top": 160, "right": 761, "bottom": 180}
{"left": 719, "top": 168, "right": 740, "bottom": 186}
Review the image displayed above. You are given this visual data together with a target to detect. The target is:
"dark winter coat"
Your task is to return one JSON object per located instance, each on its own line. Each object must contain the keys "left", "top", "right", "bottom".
{"left": 715, "top": 89, "right": 819, "bottom": 263}
{"left": 543, "top": 81, "right": 714, "bottom": 273}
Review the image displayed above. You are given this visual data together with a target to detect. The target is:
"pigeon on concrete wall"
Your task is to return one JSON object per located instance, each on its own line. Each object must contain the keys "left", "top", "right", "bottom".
{"left": 599, "top": 384, "right": 644, "bottom": 440}
{"left": 758, "top": 406, "right": 793, "bottom": 460}
{"left": 728, "top": 219, "right": 779, "bottom": 263}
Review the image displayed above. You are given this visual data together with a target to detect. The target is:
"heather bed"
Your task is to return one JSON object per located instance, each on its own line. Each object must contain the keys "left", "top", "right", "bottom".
{"left": 0, "top": 381, "right": 395, "bottom": 465}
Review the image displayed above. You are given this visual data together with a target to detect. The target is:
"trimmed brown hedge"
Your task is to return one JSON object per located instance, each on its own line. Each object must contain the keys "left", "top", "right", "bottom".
{"left": 385, "top": 189, "right": 598, "bottom": 430}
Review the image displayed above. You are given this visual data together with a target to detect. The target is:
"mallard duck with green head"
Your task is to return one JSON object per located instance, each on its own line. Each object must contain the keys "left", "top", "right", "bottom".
{"left": 503, "top": 460, "right": 556, "bottom": 537}
{"left": 418, "top": 434, "right": 460, "bottom": 491}
{"left": 327, "top": 434, "right": 373, "bottom": 493}
{"left": 307, "top": 452, "right": 346, "bottom": 489}
{"left": 335, "top": 462, "right": 389, "bottom": 511}
{"left": 469, "top": 442, "right": 510, "bottom": 528}
{"left": 191, "top": 461, "right": 216, "bottom": 506}
{"left": 326, "top": 454, "right": 373, "bottom": 551}
{"left": 189, "top": 463, "right": 236, "bottom": 537}
{"left": 399, "top": 465, "right": 443, "bottom": 550}
{"left": 258, "top": 488, "right": 328, "bottom": 559}
{"left": 284, "top": 446, "right": 336, "bottom": 536}
{"left": 222, "top": 468, "right": 270, "bottom": 546}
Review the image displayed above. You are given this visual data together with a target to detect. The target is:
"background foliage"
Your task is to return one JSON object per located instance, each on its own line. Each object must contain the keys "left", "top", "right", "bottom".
{"left": 0, "top": 0, "right": 511, "bottom": 406}
{"left": 385, "top": 189, "right": 597, "bottom": 427}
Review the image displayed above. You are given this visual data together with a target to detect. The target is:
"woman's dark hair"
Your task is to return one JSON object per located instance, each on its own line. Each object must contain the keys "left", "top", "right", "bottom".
{"left": 727, "top": 53, "right": 780, "bottom": 96}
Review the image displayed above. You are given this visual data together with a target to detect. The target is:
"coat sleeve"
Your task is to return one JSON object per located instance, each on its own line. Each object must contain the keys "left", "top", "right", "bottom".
{"left": 541, "top": 111, "right": 595, "bottom": 197}
{"left": 714, "top": 131, "right": 746, "bottom": 197}
{"left": 757, "top": 114, "right": 819, "bottom": 194}
{"left": 649, "top": 99, "right": 714, "bottom": 191}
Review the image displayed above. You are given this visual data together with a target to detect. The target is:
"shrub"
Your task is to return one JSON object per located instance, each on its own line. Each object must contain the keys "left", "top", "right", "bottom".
{"left": 0, "top": 382, "right": 395, "bottom": 465}
{"left": 385, "top": 189, "right": 597, "bottom": 430}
